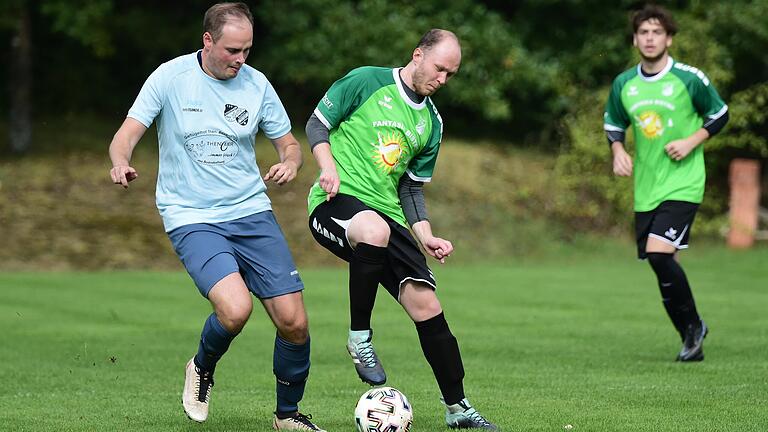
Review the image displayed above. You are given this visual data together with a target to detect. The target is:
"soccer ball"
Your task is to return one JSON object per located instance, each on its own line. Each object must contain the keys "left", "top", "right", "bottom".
{"left": 354, "top": 387, "right": 413, "bottom": 432}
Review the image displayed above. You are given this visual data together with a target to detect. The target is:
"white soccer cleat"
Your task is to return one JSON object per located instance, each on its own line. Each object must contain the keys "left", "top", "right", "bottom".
{"left": 273, "top": 412, "right": 326, "bottom": 431}
{"left": 182, "top": 358, "right": 214, "bottom": 422}
{"left": 444, "top": 398, "right": 498, "bottom": 430}
{"left": 347, "top": 329, "right": 386, "bottom": 386}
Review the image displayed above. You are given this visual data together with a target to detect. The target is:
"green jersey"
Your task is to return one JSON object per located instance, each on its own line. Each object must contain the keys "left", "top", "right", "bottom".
{"left": 604, "top": 57, "right": 727, "bottom": 211}
{"left": 308, "top": 66, "right": 443, "bottom": 227}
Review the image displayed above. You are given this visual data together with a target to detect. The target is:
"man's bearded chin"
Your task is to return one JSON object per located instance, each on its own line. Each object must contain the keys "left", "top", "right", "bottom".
{"left": 641, "top": 49, "right": 667, "bottom": 63}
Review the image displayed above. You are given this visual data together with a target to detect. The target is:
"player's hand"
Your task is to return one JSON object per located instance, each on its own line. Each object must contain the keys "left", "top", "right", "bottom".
{"left": 665, "top": 138, "right": 695, "bottom": 161}
{"left": 110, "top": 165, "right": 138, "bottom": 188}
{"left": 612, "top": 148, "right": 633, "bottom": 177}
{"left": 318, "top": 167, "right": 340, "bottom": 201}
{"left": 264, "top": 161, "right": 298, "bottom": 185}
{"left": 422, "top": 236, "right": 453, "bottom": 264}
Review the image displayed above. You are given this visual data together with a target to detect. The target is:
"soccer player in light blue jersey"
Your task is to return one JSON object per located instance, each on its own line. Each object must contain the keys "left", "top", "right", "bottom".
{"left": 108, "top": 3, "right": 324, "bottom": 430}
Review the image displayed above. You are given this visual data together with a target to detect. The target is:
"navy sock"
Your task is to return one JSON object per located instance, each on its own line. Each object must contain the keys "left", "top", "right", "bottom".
{"left": 274, "top": 335, "right": 310, "bottom": 414}
{"left": 349, "top": 243, "right": 387, "bottom": 331}
{"left": 647, "top": 253, "right": 700, "bottom": 328}
{"left": 194, "top": 313, "right": 235, "bottom": 373}
{"left": 415, "top": 312, "right": 465, "bottom": 406}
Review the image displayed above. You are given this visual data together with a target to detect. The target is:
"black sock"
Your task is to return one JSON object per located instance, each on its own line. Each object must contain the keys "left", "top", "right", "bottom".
{"left": 349, "top": 243, "right": 387, "bottom": 331}
{"left": 415, "top": 312, "right": 465, "bottom": 405}
{"left": 647, "top": 252, "right": 700, "bottom": 328}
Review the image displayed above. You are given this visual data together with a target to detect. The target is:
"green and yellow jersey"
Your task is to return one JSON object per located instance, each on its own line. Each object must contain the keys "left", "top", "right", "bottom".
{"left": 308, "top": 66, "right": 443, "bottom": 227}
{"left": 604, "top": 57, "right": 727, "bottom": 211}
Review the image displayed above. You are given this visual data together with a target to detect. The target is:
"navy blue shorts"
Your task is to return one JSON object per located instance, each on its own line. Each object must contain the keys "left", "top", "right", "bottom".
{"left": 168, "top": 211, "right": 303, "bottom": 299}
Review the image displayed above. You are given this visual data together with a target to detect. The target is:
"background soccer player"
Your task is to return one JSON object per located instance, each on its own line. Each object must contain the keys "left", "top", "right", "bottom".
{"left": 108, "top": 3, "right": 324, "bottom": 430}
{"left": 304, "top": 29, "right": 496, "bottom": 429}
{"left": 603, "top": 4, "right": 729, "bottom": 362}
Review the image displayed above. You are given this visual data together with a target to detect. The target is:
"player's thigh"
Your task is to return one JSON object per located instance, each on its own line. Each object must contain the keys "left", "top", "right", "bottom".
{"left": 260, "top": 291, "right": 309, "bottom": 343}
{"left": 309, "top": 193, "right": 382, "bottom": 259}
{"left": 378, "top": 222, "right": 439, "bottom": 318}
{"left": 399, "top": 280, "right": 443, "bottom": 322}
{"left": 230, "top": 211, "right": 304, "bottom": 299}
{"left": 168, "top": 226, "right": 241, "bottom": 297}
{"left": 643, "top": 200, "right": 698, "bottom": 255}
{"left": 208, "top": 272, "right": 253, "bottom": 331}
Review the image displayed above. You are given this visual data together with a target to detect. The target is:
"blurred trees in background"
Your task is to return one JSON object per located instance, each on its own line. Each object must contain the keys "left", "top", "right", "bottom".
{"left": 1, "top": 0, "right": 766, "bottom": 235}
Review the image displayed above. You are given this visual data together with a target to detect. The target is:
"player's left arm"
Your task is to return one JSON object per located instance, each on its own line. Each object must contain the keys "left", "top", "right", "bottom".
{"left": 399, "top": 175, "right": 452, "bottom": 263}
{"left": 665, "top": 73, "right": 729, "bottom": 161}
{"left": 265, "top": 132, "right": 303, "bottom": 185}
{"left": 411, "top": 219, "right": 453, "bottom": 264}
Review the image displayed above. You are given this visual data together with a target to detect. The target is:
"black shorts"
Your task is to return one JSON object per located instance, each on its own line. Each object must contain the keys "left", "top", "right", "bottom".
{"left": 309, "top": 193, "right": 436, "bottom": 300}
{"left": 635, "top": 200, "right": 699, "bottom": 259}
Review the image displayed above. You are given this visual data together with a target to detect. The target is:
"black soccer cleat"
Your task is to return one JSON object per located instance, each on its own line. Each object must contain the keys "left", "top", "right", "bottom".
{"left": 676, "top": 320, "right": 708, "bottom": 362}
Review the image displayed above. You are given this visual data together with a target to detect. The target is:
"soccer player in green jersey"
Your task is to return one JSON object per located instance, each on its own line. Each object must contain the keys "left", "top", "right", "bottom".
{"left": 305, "top": 29, "right": 496, "bottom": 429}
{"left": 604, "top": 5, "right": 729, "bottom": 362}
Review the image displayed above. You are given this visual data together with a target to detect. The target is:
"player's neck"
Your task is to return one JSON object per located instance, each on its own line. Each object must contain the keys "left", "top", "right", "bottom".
{"left": 199, "top": 49, "right": 217, "bottom": 79}
{"left": 399, "top": 64, "right": 417, "bottom": 93}
{"left": 640, "top": 52, "right": 670, "bottom": 75}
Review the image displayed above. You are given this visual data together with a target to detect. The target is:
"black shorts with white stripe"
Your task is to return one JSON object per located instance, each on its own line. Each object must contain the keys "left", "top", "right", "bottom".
{"left": 309, "top": 193, "right": 436, "bottom": 300}
{"left": 635, "top": 200, "right": 699, "bottom": 259}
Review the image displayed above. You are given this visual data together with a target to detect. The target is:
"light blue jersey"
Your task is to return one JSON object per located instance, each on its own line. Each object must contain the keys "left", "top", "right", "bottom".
{"left": 128, "top": 51, "right": 292, "bottom": 231}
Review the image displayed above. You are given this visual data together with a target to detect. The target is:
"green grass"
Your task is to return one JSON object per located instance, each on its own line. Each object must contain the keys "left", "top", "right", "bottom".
{"left": 2, "top": 245, "right": 767, "bottom": 431}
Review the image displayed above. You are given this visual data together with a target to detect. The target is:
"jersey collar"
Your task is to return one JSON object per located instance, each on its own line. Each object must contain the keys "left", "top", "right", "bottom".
{"left": 636, "top": 56, "right": 674, "bottom": 82}
{"left": 392, "top": 68, "right": 427, "bottom": 110}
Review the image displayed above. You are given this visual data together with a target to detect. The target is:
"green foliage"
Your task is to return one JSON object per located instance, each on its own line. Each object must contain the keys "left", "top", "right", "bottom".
{"left": 40, "top": 0, "right": 114, "bottom": 57}
{"left": 254, "top": 0, "right": 549, "bottom": 123}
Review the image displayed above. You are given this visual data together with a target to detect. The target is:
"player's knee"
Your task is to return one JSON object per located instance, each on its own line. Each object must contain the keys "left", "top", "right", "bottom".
{"left": 218, "top": 302, "right": 253, "bottom": 333}
{"left": 276, "top": 314, "right": 309, "bottom": 344}
{"left": 351, "top": 218, "right": 390, "bottom": 247}
{"left": 647, "top": 252, "right": 674, "bottom": 273}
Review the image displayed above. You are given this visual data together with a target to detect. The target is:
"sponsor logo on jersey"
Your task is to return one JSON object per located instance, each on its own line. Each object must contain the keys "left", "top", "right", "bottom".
{"left": 371, "top": 131, "right": 406, "bottom": 173}
{"left": 635, "top": 111, "right": 664, "bottom": 138}
{"left": 321, "top": 94, "right": 334, "bottom": 109}
{"left": 627, "top": 85, "right": 639, "bottom": 96}
{"left": 183, "top": 129, "right": 239, "bottom": 165}
{"left": 662, "top": 83, "right": 674, "bottom": 97}
{"left": 224, "top": 103, "right": 249, "bottom": 126}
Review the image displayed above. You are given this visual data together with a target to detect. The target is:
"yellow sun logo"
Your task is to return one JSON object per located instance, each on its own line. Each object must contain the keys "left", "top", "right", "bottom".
{"left": 371, "top": 131, "right": 406, "bottom": 173}
{"left": 636, "top": 111, "right": 664, "bottom": 138}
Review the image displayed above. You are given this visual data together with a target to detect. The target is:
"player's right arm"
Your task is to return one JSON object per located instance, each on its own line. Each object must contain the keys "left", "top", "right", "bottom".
{"left": 604, "top": 76, "right": 633, "bottom": 177}
{"left": 109, "top": 118, "right": 147, "bottom": 188}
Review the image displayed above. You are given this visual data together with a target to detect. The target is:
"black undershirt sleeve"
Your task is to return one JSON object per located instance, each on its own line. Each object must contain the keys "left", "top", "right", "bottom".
{"left": 606, "top": 130, "right": 626, "bottom": 146}
{"left": 306, "top": 113, "right": 330, "bottom": 150}
{"left": 399, "top": 176, "right": 428, "bottom": 226}
{"left": 703, "top": 110, "right": 729, "bottom": 137}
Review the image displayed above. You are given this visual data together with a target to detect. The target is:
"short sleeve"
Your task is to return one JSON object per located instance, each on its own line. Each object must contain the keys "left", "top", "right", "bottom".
{"left": 688, "top": 72, "right": 727, "bottom": 118}
{"left": 407, "top": 104, "right": 442, "bottom": 183}
{"left": 127, "top": 64, "right": 167, "bottom": 127}
{"left": 258, "top": 80, "right": 292, "bottom": 139}
{"left": 313, "top": 68, "right": 369, "bottom": 129}
{"left": 604, "top": 78, "right": 630, "bottom": 132}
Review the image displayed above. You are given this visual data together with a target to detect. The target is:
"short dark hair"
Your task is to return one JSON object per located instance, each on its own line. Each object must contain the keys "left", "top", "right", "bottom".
{"left": 416, "top": 29, "right": 458, "bottom": 52}
{"left": 632, "top": 4, "right": 677, "bottom": 35}
{"left": 203, "top": 2, "right": 254, "bottom": 42}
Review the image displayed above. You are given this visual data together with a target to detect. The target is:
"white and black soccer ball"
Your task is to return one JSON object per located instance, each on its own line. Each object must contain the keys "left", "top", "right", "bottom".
{"left": 354, "top": 386, "right": 413, "bottom": 432}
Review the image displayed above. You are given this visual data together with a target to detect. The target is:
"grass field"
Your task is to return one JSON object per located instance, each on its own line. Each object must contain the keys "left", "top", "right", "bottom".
{"left": 1, "top": 245, "right": 767, "bottom": 431}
